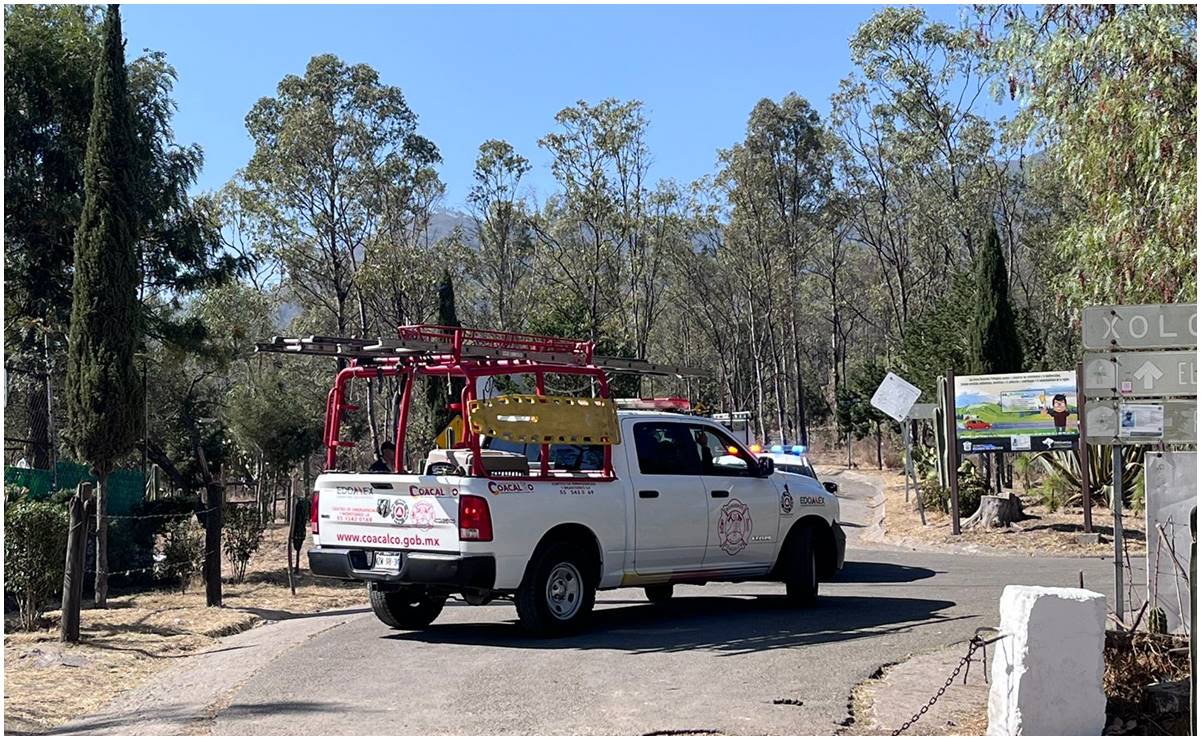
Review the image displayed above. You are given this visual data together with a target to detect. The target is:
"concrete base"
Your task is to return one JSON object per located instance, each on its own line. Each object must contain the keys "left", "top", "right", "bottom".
{"left": 987, "top": 585, "right": 1107, "bottom": 736}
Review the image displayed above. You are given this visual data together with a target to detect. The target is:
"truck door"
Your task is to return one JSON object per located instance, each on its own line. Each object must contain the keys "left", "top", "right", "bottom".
{"left": 689, "top": 423, "right": 780, "bottom": 572}
{"left": 627, "top": 420, "right": 708, "bottom": 575}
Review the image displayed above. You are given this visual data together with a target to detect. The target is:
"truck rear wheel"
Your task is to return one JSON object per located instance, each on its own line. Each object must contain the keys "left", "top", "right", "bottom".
{"left": 784, "top": 525, "right": 819, "bottom": 607}
{"left": 516, "top": 542, "right": 596, "bottom": 635}
{"left": 368, "top": 584, "right": 446, "bottom": 629}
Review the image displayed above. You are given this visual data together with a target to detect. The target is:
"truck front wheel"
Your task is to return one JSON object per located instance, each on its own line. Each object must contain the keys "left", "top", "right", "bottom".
{"left": 516, "top": 542, "right": 596, "bottom": 635}
{"left": 368, "top": 584, "right": 446, "bottom": 629}
{"left": 783, "top": 525, "right": 819, "bottom": 607}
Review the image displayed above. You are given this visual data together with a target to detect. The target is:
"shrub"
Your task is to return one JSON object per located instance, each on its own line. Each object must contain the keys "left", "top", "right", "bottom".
{"left": 917, "top": 479, "right": 950, "bottom": 514}
{"left": 223, "top": 503, "right": 266, "bottom": 583}
{"left": 4, "top": 500, "right": 69, "bottom": 630}
{"left": 109, "top": 497, "right": 198, "bottom": 589}
{"left": 915, "top": 464, "right": 985, "bottom": 518}
{"left": 1037, "top": 469, "right": 1071, "bottom": 513}
{"left": 159, "top": 518, "right": 204, "bottom": 593}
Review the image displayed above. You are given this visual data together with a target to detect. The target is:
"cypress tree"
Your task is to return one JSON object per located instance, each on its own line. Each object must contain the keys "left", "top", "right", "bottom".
{"left": 65, "top": 4, "right": 142, "bottom": 608}
{"left": 967, "top": 227, "right": 1023, "bottom": 375}
{"left": 426, "top": 271, "right": 464, "bottom": 439}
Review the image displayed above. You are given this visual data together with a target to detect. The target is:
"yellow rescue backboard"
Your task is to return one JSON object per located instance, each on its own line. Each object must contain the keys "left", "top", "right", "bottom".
{"left": 467, "top": 395, "right": 621, "bottom": 445}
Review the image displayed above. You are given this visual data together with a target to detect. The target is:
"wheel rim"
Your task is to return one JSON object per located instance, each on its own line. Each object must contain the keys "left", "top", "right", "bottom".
{"left": 546, "top": 562, "right": 583, "bottom": 620}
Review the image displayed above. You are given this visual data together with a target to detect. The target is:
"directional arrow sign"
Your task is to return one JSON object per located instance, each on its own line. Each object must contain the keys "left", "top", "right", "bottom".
{"left": 1131, "top": 360, "right": 1164, "bottom": 390}
{"left": 1082, "top": 351, "right": 1198, "bottom": 399}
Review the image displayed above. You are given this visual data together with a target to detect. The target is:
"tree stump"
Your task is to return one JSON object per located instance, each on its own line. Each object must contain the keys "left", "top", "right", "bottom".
{"left": 964, "top": 493, "right": 1025, "bottom": 529}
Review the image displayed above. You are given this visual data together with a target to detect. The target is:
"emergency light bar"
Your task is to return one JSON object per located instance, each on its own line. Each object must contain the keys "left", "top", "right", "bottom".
{"left": 613, "top": 397, "right": 692, "bottom": 412}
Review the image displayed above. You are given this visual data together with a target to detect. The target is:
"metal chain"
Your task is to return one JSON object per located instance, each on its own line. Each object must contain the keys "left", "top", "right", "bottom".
{"left": 891, "top": 630, "right": 1005, "bottom": 736}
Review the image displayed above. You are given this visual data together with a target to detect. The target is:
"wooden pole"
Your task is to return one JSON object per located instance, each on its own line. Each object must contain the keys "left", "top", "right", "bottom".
{"left": 59, "top": 482, "right": 94, "bottom": 643}
{"left": 945, "top": 369, "right": 961, "bottom": 535}
{"left": 202, "top": 481, "right": 223, "bottom": 607}
{"left": 1076, "top": 362, "right": 1092, "bottom": 533}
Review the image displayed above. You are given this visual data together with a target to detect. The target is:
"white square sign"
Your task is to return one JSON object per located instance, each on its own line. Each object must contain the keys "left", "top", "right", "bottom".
{"left": 870, "top": 372, "right": 922, "bottom": 423}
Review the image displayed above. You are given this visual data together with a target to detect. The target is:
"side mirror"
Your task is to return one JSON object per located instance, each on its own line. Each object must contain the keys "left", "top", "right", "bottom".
{"left": 823, "top": 480, "right": 839, "bottom": 494}
{"left": 758, "top": 457, "right": 775, "bottom": 477}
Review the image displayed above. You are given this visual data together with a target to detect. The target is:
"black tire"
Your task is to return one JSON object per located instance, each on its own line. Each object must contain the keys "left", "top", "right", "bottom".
{"left": 516, "top": 541, "right": 596, "bottom": 635}
{"left": 644, "top": 584, "right": 674, "bottom": 604}
{"left": 368, "top": 584, "right": 446, "bottom": 629}
{"left": 784, "top": 525, "right": 819, "bottom": 607}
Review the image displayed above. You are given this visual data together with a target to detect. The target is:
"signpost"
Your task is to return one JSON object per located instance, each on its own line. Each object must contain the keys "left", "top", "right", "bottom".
{"left": 1083, "top": 304, "right": 1199, "bottom": 350}
{"left": 1084, "top": 399, "right": 1197, "bottom": 444}
{"left": 871, "top": 372, "right": 923, "bottom": 508}
{"left": 1081, "top": 303, "right": 1198, "bottom": 624}
{"left": 1083, "top": 350, "right": 1197, "bottom": 398}
{"left": 871, "top": 372, "right": 922, "bottom": 423}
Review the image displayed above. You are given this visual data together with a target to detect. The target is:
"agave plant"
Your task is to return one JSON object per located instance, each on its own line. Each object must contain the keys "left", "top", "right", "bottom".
{"left": 1033, "top": 444, "right": 1144, "bottom": 508}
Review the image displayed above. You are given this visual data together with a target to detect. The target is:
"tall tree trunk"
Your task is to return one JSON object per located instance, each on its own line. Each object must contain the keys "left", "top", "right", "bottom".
{"left": 94, "top": 466, "right": 110, "bottom": 607}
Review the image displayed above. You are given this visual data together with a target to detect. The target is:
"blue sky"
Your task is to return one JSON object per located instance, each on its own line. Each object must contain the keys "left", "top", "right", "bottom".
{"left": 122, "top": 4, "right": 973, "bottom": 210}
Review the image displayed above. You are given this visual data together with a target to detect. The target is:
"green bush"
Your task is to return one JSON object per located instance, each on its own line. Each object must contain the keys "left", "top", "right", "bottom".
{"left": 4, "top": 499, "right": 69, "bottom": 630}
{"left": 916, "top": 464, "right": 985, "bottom": 518}
{"left": 159, "top": 518, "right": 203, "bottom": 593}
{"left": 1037, "top": 469, "right": 1071, "bottom": 513}
{"left": 109, "top": 497, "right": 197, "bottom": 589}
{"left": 223, "top": 503, "right": 266, "bottom": 583}
{"left": 917, "top": 479, "right": 950, "bottom": 515}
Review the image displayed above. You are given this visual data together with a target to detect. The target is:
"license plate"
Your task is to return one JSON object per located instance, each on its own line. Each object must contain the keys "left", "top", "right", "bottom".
{"left": 375, "top": 552, "right": 401, "bottom": 571}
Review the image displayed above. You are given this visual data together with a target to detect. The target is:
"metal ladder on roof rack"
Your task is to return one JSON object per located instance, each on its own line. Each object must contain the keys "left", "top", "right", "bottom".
{"left": 254, "top": 332, "right": 707, "bottom": 378}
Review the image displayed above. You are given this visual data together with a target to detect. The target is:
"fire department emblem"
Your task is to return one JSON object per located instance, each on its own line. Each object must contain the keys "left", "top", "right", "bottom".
{"left": 390, "top": 500, "right": 408, "bottom": 524}
{"left": 718, "top": 498, "right": 753, "bottom": 555}
{"left": 411, "top": 500, "right": 436, "bottom": 529}
{"left": 780, "top": 486, "right": 794, "bottom": 515}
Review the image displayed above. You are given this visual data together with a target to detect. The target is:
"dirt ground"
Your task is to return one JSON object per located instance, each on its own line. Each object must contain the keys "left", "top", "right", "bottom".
{"left": 3, "top": 523, "right": 364, "bottom": 734}
{"left": 813, "top": 455, "right": 1148, "bottom": 559}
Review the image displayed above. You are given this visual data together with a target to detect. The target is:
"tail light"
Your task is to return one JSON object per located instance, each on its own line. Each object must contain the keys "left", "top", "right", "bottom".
{"left": 458, "top": 495, "right": 493, "bottom": 542}
{"left": 310, "top": 490, "right": 320, "bottom": 534}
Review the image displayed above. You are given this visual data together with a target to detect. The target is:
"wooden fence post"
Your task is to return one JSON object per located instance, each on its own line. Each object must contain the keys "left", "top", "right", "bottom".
{"left": 202, "top": 481, "right": 223, "bottom": 607}
{"left": 60, "top": 482, "right": 94, "bottom": 643}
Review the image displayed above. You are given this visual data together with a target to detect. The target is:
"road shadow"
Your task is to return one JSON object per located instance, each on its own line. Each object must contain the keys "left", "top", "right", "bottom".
{"left": 386, "top": 593, "right": 965, "bottom": 655}
{"left": 835, "top": 560, "right": 938, "bottom": 583}
{"left": 44, "top": 701, "right": 350, "bottom": 736}
{"left": 232, "top": 605, "right": 370, "bottom": 622}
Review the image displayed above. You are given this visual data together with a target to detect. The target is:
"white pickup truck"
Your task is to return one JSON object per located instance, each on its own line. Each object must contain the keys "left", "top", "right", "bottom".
{"left": 309, "top": 410, "right": 845, "bottom": 635}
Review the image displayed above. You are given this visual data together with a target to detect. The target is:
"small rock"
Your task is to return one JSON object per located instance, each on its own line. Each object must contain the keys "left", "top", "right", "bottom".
{"left": 1075, "top": 533, "right": 1101, "bottom": 545}
{"left": 59, "top": 654, "right": 89, "bottom": 668}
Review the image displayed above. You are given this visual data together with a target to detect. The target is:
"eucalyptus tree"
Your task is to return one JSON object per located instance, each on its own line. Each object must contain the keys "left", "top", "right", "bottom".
{"left": 466, "top": 139, "right": 535, "bottom": 331}
{"left": 982, "top": 4, "right": 1197, "bottom": 306}
{"left": 244, "top": 54, "right": 442, "bottom": 451}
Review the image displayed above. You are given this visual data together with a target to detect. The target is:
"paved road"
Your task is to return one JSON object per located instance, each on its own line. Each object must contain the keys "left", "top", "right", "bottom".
{"left": 64, "top": 471, "right": 1129, "bottom": 736}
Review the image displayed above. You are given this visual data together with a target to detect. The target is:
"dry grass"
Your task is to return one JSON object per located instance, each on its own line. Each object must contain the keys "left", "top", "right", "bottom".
{"left": 3, "top": 523, "right": 363, "bottom": 734}
{"left": 833, "top": 463, "right": 1148, "bottom": 558}
{"left": 1103, "top": 630, "right": 1191, "bottom": 735}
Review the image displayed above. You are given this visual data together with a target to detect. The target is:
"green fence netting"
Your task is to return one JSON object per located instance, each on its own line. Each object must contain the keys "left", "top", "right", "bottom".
{"left": 4, "top": 461, "right": 145, "bottom": 515}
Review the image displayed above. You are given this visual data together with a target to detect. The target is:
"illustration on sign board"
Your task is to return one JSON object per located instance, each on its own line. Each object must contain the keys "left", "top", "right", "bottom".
{"left": 954, "top": 371, "right": 1079, "bottom": 453}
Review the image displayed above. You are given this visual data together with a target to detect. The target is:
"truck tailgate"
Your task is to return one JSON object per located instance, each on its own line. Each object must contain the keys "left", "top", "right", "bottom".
{"left": 315, "top": 476, "right": 460, "bottom": 554}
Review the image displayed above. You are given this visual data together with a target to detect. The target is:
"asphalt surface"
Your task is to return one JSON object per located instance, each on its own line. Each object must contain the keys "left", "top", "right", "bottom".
{"left": 63, "top": 471, "right": 1129, "bottom": 736}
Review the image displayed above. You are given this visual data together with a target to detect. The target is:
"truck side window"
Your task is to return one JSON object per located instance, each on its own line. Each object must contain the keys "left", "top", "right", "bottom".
{"left": 689, "top": 425, "right": 753, "bottom": 477}
{"left": 633, "top": 422, "right": 701, "bottom": 475}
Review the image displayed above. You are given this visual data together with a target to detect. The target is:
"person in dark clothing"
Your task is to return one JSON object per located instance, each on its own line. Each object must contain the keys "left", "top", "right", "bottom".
{"left": 369, "top": 441, "right": 396, "bottom": 472}
{"left": 1045, "top": 393, "right": 1070, "bottom": 432}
